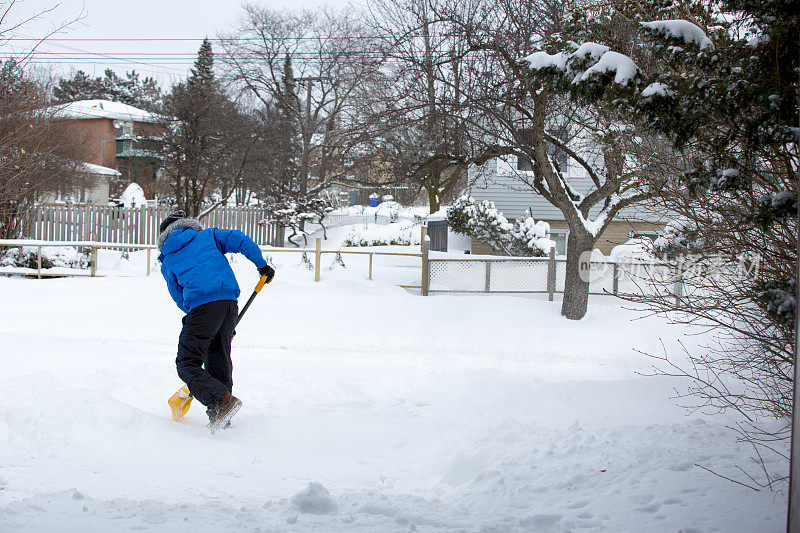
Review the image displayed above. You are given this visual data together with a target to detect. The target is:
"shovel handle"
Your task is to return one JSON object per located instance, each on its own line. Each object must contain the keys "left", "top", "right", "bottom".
{"left": 237, "top": 274, "right": 271, "bottom": 325}
{"left": 254, "top": 274, "right": 269, "bottom": 293}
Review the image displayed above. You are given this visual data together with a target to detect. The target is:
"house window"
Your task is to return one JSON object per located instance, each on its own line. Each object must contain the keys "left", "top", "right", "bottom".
{"left": 115, "top": 121, "right": 133, "bottom": 137}
{"left": 550, "top": 230, "right": 569, "bottom": 255}
{"left": 628, "top": 230, "right": 661, "bottom": 242}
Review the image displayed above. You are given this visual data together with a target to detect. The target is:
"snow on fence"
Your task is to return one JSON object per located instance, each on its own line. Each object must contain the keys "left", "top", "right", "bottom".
{"left": 0, "top": 238, "right": 424, "bottom": 288}
{"left": 0, "top": 227, "right": 678, "bottom": 301}
{"left": 24, "top": 205, "right": 284, "bottom": 247}
{"left": 423, "top": 249, "right": 678, "bottom": 298}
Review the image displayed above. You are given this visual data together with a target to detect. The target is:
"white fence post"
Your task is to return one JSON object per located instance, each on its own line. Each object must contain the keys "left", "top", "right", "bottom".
{"left": 421, "top": 232, "right": 430, "bottom": 296}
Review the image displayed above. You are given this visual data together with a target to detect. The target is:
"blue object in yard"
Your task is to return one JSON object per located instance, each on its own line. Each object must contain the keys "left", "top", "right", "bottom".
{"left": 369, "top": 193, "right": 380, "bottom": 207}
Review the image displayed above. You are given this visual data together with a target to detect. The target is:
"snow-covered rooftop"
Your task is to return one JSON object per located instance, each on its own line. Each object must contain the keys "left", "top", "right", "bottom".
{"left": 51, "top": 99, "right": 159, "bottom": 123}
{"left": 78, "top": 162, "right": 121, "bottom": 177}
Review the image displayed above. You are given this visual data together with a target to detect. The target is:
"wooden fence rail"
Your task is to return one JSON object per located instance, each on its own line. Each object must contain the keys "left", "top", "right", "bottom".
{"left": 22, "top": 205, "right": 284, "bottom": 246}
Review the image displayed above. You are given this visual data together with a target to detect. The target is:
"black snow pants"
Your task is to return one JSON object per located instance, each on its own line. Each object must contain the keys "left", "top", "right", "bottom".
{"left": 176, "top": 300, "right": 238, "bottom": 409}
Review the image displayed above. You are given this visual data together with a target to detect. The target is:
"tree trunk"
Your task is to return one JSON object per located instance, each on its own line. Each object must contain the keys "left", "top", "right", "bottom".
{"left": 426, "top": 182, "right": 440, "bottom": 214}
{"left": 561, "top": 231, "right": 593, "bottom": 320}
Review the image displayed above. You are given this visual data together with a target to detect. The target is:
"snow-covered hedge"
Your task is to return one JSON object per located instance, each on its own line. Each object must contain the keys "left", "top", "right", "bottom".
{"left": 0, "top": 246, "right": 91, "bottom": 270}
{"left": 342, "top": 222, "right": 420, "bottom": 247}
{"left": 447, "top": 195, "right": 554, "bottom": 256}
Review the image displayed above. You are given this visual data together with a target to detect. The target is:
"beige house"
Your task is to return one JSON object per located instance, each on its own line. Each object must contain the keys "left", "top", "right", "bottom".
{"left": 467, "top": 156, "right": 666, "bottom": 256}
{"left": 42, "top": 162, "right": 120, "bottom": 206}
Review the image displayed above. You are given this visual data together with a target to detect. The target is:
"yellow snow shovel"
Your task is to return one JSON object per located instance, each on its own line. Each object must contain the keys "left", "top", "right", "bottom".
{"left": 168, "top": 273, "right": 272, "bottom": 421}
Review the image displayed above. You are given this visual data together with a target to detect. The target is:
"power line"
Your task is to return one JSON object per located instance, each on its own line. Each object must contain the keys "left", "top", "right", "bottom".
{"left": 4, "top": 36, "right": 386, "bottom": 42}
{"left": 8, "top": 32, "right": 189, "bottom": 74}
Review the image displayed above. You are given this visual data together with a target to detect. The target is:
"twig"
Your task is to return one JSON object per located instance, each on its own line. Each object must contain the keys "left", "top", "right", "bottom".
{"left": 694, "top": 463, "right": 761, "bottom": 491}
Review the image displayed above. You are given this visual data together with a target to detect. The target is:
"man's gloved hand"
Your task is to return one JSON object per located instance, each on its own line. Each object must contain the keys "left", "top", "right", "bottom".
{"left": 258, "top": 263, "right": 275, "bottom": 283}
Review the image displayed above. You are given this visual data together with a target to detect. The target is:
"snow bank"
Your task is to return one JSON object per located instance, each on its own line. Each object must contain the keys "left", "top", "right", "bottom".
{"left": 609, "top": 238, "right": 657, "bottom": 261}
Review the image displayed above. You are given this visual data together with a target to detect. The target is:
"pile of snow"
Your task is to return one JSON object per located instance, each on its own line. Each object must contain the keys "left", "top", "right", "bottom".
{"left": 641, "top": 20, "right": 713, "bottom": 50}
{"left": 342, "top": 222, "right": 420, "bottom": 247}
{"left": 290, "top": 482, "right": 338, "bottom": 516}
{"left": 119, "top": 183, "right": 147, "bottom": 208}
{"left": 609, "top": 238, "right": 657, "bottom": 262}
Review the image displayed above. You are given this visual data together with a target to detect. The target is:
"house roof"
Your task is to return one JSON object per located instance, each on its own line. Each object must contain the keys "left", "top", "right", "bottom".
{"left": 78, "top": 162, "right": 121, "bottom": 177}
{"left": 468, "top": 158, "right": 668, "bottom": 224}
{"left": 51, "top": 99, "right": 159, "bottom": 123}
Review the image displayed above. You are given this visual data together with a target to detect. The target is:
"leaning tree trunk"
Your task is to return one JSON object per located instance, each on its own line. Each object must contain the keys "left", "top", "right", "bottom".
{"left": 561, "top": 230, "right": 594, "bottom": 320}
{"left": 426, "top": 183, "right": 441, "bottom": 214}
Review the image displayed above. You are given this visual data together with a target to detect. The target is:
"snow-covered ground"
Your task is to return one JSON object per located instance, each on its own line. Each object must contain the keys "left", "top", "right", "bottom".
{"left": 0, "top": 255, "right": 786, "bottom": 531}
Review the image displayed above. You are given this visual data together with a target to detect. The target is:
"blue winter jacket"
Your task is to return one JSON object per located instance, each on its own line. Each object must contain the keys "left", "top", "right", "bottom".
{"left": 158, "top": 221, "right": 267, "bottom": 314}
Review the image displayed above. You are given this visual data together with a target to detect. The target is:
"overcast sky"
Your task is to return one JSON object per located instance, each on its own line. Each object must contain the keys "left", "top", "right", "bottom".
{"left": 3, "top": 0, "right": 351, "bottom": 86}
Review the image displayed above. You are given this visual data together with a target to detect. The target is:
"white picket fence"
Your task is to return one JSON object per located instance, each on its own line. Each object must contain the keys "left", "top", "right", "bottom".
{"left": 25, "top": 205, "right": 284, "bottom": 246}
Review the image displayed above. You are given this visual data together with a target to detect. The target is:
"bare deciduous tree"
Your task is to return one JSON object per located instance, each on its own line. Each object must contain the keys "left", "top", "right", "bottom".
{"left": 219, "top": 7, "right": 384, "bottom": 200}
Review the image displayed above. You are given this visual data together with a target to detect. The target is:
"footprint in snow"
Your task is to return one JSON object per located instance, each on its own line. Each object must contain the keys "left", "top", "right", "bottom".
{"left": 566, "top": 499, "right": 591, "bottom": 509}
{"left": 635, "top": 502, "right": 661, "bottom": 514}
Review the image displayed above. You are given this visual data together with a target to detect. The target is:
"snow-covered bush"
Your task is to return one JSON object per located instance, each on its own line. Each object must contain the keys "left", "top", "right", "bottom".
{"left": 267, "top": 197, "right": 333, "bottom": 246}
{"left": 0, "top": 246, "right": 91, "bottom": 270}
{"left": 653, "top": 220, "right": 703, "bottom": 258}
{"left": 447, "top": 195, "right": 553, "bottom": 256}
{"left": 119, "top": 183, "right": 146, "bottom": 208}
{"left": 342, "top": 223, "right": 419, "bottom": 247}
{"left": 510, "top": 216, "right": 555, "bottom": 256}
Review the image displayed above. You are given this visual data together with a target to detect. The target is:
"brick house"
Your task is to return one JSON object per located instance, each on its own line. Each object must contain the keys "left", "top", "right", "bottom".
{"left": 51, "top": 99, "right": 163, "bottom": 202}
{"left": 467, "top": 154, "right": 666, "bottom": 256}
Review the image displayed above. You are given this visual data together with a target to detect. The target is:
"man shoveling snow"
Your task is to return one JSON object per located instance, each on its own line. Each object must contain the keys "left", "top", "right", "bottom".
{"left": 157, "top": 210, "right": 275, "bottom": 432}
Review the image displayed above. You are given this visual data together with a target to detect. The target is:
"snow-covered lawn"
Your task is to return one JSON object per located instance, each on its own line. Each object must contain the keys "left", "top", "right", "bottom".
{"left": 0, "top": 257, "right": 785, "bottom": 532}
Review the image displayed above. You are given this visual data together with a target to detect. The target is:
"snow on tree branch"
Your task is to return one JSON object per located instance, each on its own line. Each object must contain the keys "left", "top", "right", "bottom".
{"left": 447, "top": 196, "right": 554, "bottom": 256}
{"left": 523, "top": 43, "right": 639, "bottom": 87}
{"left": 640, "top": 20, "right": 713, "bottom": 50}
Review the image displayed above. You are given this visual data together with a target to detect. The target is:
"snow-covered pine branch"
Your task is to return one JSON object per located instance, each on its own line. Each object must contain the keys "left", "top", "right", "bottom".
{"left": 447, "top": 195, "right": 554, "bottom": 257}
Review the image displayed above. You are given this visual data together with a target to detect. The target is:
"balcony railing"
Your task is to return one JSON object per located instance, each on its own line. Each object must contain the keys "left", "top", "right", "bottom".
{"left": 115, "top": 138, "right": 160, "bottom": 161}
